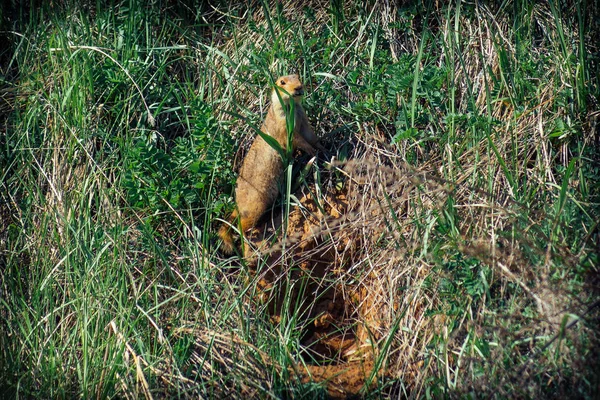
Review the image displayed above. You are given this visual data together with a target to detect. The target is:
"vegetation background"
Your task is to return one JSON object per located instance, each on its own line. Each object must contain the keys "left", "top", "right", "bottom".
{"left": 1, "top": 0, "right": 599, "bottom": 398}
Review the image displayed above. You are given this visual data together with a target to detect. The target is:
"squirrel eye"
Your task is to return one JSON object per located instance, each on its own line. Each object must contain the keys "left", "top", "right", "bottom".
{"left": 280, "top": 80, "right": 285, "bottom": 85}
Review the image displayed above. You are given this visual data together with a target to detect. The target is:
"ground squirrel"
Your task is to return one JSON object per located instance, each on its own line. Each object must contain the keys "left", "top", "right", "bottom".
{"left": 218, "top": 74, "right": 323, "bottom": 255}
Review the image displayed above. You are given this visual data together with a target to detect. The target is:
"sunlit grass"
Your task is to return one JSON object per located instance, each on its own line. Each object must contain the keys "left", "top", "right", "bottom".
{"left": 1, "top": 1, "right": 598, "bottom": 398}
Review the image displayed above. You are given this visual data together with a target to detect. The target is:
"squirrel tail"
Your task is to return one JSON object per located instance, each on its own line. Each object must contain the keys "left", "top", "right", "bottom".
{"left": 218, "top": 210, "right": 238, "bottom": 255}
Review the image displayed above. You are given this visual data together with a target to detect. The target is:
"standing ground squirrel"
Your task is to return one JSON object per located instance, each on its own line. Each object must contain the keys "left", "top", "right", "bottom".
{"left": 218, "top": 74, "right": 323, "bottom": 255}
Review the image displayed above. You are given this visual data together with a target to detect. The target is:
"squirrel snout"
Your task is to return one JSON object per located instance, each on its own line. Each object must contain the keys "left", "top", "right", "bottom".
{"left": 294, "top": 87, "right": 304, "bottom": 96}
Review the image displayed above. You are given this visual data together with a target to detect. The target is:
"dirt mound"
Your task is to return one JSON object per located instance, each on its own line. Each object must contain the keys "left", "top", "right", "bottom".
{"left": 241, "top": 183, "right": 379, "bottom": 395}
{"left": 215, "top": 156, "right": 441, "bottom": 396}
{"left": 300, "top": 360, "right": 375, "bottom": 398}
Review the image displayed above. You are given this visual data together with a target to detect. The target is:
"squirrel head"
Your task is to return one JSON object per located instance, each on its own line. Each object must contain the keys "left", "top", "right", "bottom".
{"left": 272, "top": 74, "right": 304, "bottom": 106}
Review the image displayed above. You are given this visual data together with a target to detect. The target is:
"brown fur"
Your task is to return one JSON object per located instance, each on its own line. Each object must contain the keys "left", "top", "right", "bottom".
{"left": 218, "top": 75, "right": 323, "bottom": 255}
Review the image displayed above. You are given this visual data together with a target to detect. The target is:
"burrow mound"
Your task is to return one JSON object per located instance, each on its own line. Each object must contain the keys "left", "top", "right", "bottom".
{"left": 235, "top": 159, "right": 420, "bottom": 396}
{"left": 244, "top": 186, "right": 377, "bottom": 397}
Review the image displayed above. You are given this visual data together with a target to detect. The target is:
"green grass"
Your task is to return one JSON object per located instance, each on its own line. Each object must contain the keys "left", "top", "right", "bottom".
{"left": 1, "top": 0, "right": 599, "bottom": 398}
